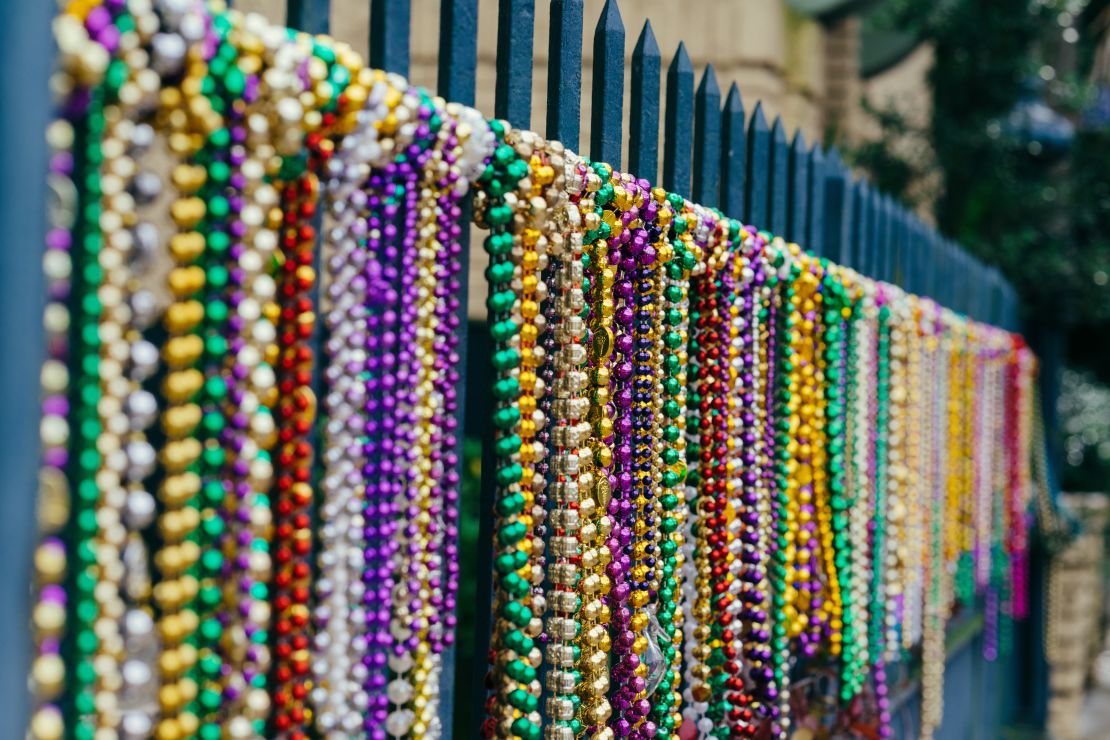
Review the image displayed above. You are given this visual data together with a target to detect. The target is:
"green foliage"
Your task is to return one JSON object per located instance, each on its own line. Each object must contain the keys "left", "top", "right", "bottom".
{"left": 851, "top": 0, "right": 1110, "bottom": 334}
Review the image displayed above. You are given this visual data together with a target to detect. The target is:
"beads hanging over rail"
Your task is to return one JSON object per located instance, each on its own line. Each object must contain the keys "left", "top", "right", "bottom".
{"left": 30, "top": 3, "right": 1040, "bottom": 740}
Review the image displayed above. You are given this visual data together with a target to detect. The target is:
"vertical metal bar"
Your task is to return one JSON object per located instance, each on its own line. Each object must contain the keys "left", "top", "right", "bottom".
{"left": 822, "top": 149, "right": 850, "bottom": 268}
{"left": 547, "top": 0, "right": 583, "bottom": 147}
{"left": 849, "top": 181, "right": 869, "bottom": 272}
{"left": 946, "top": 241, "right": 959, "bottom": 311}
{"left": 692, "top": 65, "right": 721, "bottom": 207}
{"left": 437, "top": 1, "right": 480, "bottom": 733}
{"left": 873, "top": 196, "right": 886, "bottom": 283}
{"left": 663, "top": 42, "right": 694, "bottom": 197}
{"left": 865, "top": 188, "right": 879, "bottom": 280}
{"left": 370, "top": 0, "right": 412, "bottom": 76}
{"left": 902, "top": 216, "right": 915, "bottom": 293}
{"left": 933, "top": 236, "right": 943, "bottom": 305}
{"left": 805, "top": 143, "right": 825, "bottom": 257}
{"left": 745, "top": 102, "right": 770, "bottom": 228}
{"left": 908, "top": 218, "right": 923, "bottom": 296}
{"left": 495, "top": 0, "right": 536, "bottom": 129}
{"left": 590, "top": 0, "right": 624, "bottom": 166}
{"left": 768, "top": 116, "right": 788, "bottom": 236}
{"left": 0, "top": 1, "right": 51, "bottom": 734}
{"left": 720, "top": 82, "right": 745, "bottom": 221}
{"left": 628, "top": 20, "right": 659, "bottom": 181}
{"left": 440, "top": 0, "right": 480, "bottom": 105}
{"left": 877, "top": 195, "right": 891, "bottom": 283}
{"left": 888, "top": 205, "right": 900, "bottom": 287}
{"left": 287, "top": 0, "right": 330, "bottom": 33}
{"left": 892, "top": 205, "right": 905, "bottom": 288}
{"left": 786, "top": 131, "right": 807, "bottom": 245}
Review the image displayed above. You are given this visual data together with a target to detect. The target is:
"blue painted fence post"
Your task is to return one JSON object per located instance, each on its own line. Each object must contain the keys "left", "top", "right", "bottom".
{"left": 805, "top": 143, "right": 825, "bottom": 257}
{"left": 720, "top": 83, "right": 745, "bottom": 221}
{"left": 628, "top": 20, "right": 659, "bottom": 181}
{"left": 591, "top": 0, "right": 624, "bottom": 166}
{"left": 692, "top": 65, "right": 721, "bottom": 208}
{"left": 786, "top": 131, "right": 807, "bottom": 245}
{"left": 547, "top": 0, "right": 583, "bottom": 148}
{"left": 745, "top": 102, "right": 770, "bottom": 229}
{"left": 768, "top": 116, "right": 788, "bottom": 236}
{"left": 370, "top": 0, "right": 411, "bottom": 76}
{"left": 663, "top": 42, "right": 693, "bottom": 197}
{"left": 822, "top": 150, "right": 851, "bottom": 268}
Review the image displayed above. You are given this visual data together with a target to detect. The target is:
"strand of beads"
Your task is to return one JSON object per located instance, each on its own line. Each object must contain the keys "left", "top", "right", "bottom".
{"left": 313, "top": 69, "right": 401, "bottom": 737}
{"left": 216, "top": 17, "right": 307, "bottom": 732}
{"left": 31, "top": 7, "right": 116, "bottom": 736}
{"left": 93, "top": 57, "right": 165, "bottom": 737}
{"left": 807, "top": 257, "right": 841, "bottom": 657}
{"left": 781, "top": 246, "right": 818, "bottom": 655}
{"left": 973, "top": 338, "right": 994, "bottom": 593}
{"left": 598, "top": 166, "right": 637, "bottom": 737}
{"left": 153, "top": 25, "right": 219, "bottom": 740}
{"left": 870, "top": 288, "right": 893, "bottom": 739}
{"left": 1007, "top": 339, "right": 1036, "bottom": 621}
{"left": 263, "top": 25, "right": 363, "bottom": 740}
{"left": 685, "top": 216, "right": 735, "bottom": 736}
{"left": 750, "top": 228, "right": 780, "bottom": 719}
{"left": 680, "top": 216, "right": 719, "bottom": 733}
{"left": 844, "top": 278, "right": 873, "bottom": 700}
{"left": 624, "top": 175, "right": 667, "bottom": 739}
{"left": 543, "top": 142, "right": 589, "bottom": 740}
{"left": 955, "top": 323, "right": 977, "bottom": 608}
{"left": 902, "top": 296, "right": 927, "bottom": 652}
{"left": 194, "top": 34, "right": 245, "bottom": 740}
{"left": 768, "top": 237, "right": 797, "bottom": 739}
{"left": 55, "top": 38, "right": 110, "bottom": 740}
{"left": 720, "top": 219, "right": 756, "bottom": 737}
{"left": 476, "top": 123, "right": 543, "bottom": 740}
{"left": 920, "top": 303, "right": 948, "bottom": 740}
{"left": 570, "top": 155, "right": 616, "bottom": 740}
{"left": 29, "top": 84, "right": 83, "bottom": 740}
{"left": 650, "top": 197, "right": 697, "bottom": 739}
{"left": 883, "top": 287, "right": 909, "bottom": 659}
{"left": 380, "top": 103, "right": 428, "bottom": 740}
{"left": 822, "top": 265, "right": 856, "bottom": 700}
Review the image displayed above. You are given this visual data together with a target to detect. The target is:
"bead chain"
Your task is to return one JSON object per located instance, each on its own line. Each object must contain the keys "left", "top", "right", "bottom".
{"left": 573, "top": 156, "right": 617, "bottom": 740}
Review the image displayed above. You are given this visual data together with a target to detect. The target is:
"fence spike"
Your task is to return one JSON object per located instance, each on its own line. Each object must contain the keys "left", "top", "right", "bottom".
{"left": 629, "top": 20, "right": 660, "bottom": 182}
{"left": 886, "top": 198, "right": 898, "bottom": 285}
{"left": 370, "top": 0, "right": 411, "bottom": 76}
{"left": 787, "top": 130, "right": 807, "bottom": 245}
{"left": 768, "top": 116, "right": 788, "bottom": 236}
{"left": 720, "top": 82, "right": 746, "bottom": 221}
{"left": 745, "top": 101, "right": 770, "bottom": 228}
{"left": 495, "top": 0, "right": 535, "bottom": 129}
{"left": 692, "top": 65, "right": 721, "bottom": 207}
{"left": 590, "top": 0, "right": 625, "bottom": 166}
{"left": 849, "top": 181, "right": 868, "bottom": 272}
{"left": 546, "top": 0, "right": 582, "bottom": 146}
{"left": 822, "top": 148, "right": 850, "bottom": 267}
{"left": 861, "top": 188, "right": 879, "bottom": 280}
{"left": 805, "top": 143, "right": 824, "bottom": 256}
{"left": 663, "top": 42, "right": 694, "bottom": 197}
{"left": 439, "top": 0, "right": 479, "bottom": 105}
{"left": 287, "top": 0, "right": 330, "bottom": 33}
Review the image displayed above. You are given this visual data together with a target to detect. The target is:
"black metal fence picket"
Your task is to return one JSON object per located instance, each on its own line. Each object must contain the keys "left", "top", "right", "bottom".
{"left": 0, "top": 1, "right": 1028, "bottom": 738}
